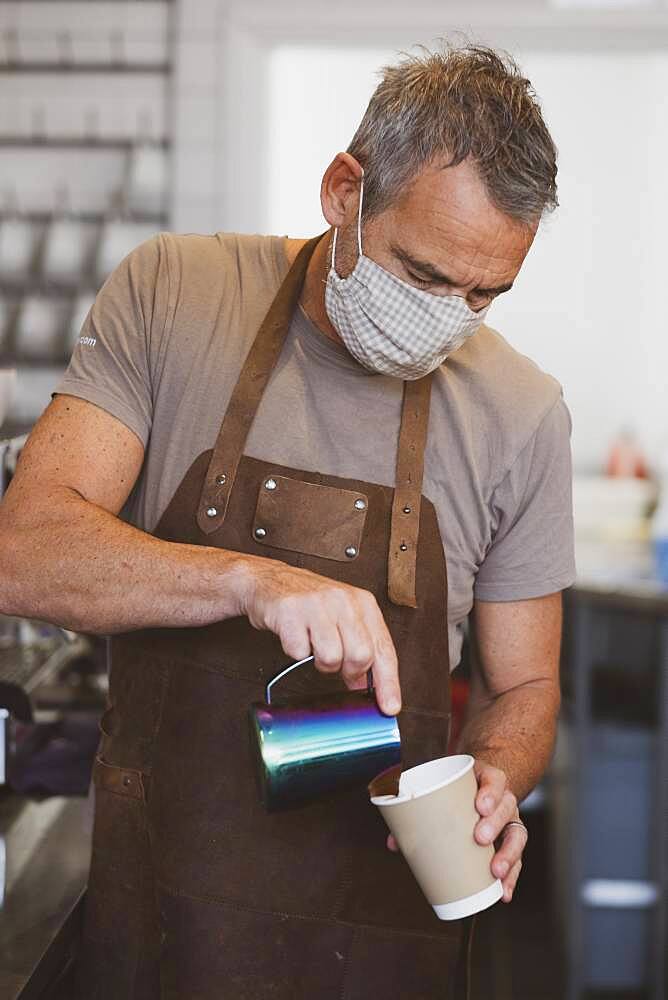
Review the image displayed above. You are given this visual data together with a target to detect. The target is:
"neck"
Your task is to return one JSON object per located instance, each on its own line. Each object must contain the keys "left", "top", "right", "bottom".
{"left": 295, "top": 231, "right": 342, "bottom": 345}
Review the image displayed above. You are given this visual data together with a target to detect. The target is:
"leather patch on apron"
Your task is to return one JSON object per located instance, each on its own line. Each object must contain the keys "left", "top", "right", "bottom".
{"left": 252, "top": 475, "right": 368, "bottom": 562}
{"left": 93, "top": 755, "right": 147, "bottom": 801}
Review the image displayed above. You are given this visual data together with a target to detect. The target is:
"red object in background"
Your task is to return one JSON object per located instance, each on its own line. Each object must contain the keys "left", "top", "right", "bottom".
{"left": 605, "top": 429, "right": 648, "bottom": 479}
{"left": 448, "top": 674, "right": 470, "bottom": 753}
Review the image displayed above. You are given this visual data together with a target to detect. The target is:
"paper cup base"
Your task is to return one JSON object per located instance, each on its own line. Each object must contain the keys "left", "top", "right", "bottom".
{"left": 432, "top": 879, "right": 503, "bottom": 921}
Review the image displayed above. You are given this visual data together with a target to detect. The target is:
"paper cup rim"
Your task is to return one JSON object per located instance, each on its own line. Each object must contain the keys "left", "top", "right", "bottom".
{"left": 370, "top": 753, "right": 474, "bottom": 805}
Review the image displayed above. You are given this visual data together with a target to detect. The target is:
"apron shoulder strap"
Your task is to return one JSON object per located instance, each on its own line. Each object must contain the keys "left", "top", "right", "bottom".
{"left": 196, "top": 235, "right": 322, "bottom": 535}
{"left": 387, "top": 374, "right": 434, "bottom": 608}
{"left": 196, "top": 231, "right": 434, "bottom": 612}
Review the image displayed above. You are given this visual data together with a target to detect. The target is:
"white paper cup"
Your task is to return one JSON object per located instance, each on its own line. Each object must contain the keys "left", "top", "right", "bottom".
{"left": 370, "top": 754, "right": 503, "bottom": 920}
{"left": 0, "top": 369, "right": 17, "bottom": 429}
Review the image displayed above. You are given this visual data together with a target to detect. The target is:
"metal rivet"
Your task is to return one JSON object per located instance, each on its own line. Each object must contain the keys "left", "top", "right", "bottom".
{"left": 206, "top": 506, "right": 218, "bottom": 518}
{"left": 354, "top": 498, "right": 366, "bottom": 511}
{"left": 264, "top": 478, "right": 277, "bottom": 491}
{"left": 215, "top": 473, "right": 227, "bottom": 486}
{"left": 399, "top": 543, "right": 408, "bottom": 552}
{"left": 345, "top": 545, "right": 358, "bottom": 558}
{"left": 403, "top": 506, "right": 412, "bottom": 515}
{"left": 254, "top": 527, "right": 267, "bottom": 539}
{"left": 123, "top": 775, "right": 131, "bottom": 787}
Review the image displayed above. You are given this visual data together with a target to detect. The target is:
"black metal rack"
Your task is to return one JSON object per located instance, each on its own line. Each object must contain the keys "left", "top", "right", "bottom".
{"left": 0, "top": 2, "right": 174, "bottom": 380}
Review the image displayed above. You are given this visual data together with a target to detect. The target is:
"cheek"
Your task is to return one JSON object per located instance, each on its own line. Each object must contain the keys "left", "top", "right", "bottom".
{"left": 332, "top": 223, "right": 361, "bottom": 278}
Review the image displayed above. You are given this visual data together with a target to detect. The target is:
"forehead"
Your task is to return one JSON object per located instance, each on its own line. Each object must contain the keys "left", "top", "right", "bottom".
{"left": 373, "top": 159, "right": 536, "bottom": 283}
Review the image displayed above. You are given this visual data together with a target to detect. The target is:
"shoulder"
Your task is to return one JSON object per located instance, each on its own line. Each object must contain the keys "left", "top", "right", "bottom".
{"left": 442, "top": 326, "right": 562, "bottom": 427}
{"left": 436, "top": 323, "right": 568, "bottom": 483}
{"left": 156, "top": 230, "right": 289, "bottom": 297}
{"left": 447, "top": 323, "right": 562, "bottom": 417}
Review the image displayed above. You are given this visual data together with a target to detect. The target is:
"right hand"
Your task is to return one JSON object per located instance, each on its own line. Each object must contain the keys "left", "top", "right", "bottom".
{"left": 237, "top": 556, "right": 401, "bottom": 716}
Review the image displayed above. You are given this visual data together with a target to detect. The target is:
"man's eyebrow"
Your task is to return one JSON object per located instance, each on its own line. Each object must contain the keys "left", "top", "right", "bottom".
{"left": 391, "top": 243, "right": 514, "bottom": 297}
{"left": 391, "top": 244, "right": 457, "bottom": 285}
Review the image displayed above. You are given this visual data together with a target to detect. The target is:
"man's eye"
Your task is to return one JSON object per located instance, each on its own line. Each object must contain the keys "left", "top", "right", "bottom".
{"left": 407, "top": 272, "right": 432, "bottom": 289}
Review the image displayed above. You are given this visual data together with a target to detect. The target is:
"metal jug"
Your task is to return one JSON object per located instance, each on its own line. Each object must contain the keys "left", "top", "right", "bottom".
{"left": 249, "top": 655, "right": 401, "bottom": 811}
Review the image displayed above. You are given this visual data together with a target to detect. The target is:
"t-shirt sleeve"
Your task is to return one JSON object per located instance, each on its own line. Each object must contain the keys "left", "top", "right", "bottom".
{"left": 474, "top": 395, "right": 576, "bottom": 601}
{"left": 54, "top": 233, "right": 170, "bottom": 447}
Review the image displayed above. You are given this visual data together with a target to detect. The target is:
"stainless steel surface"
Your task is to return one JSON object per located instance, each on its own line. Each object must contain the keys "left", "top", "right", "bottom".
{"left": 0, "top": 621, "right": 91, "bottom": 695}
{"left": 0, "top": 434, "right": 27, "bottom": 498}
{"left": 252, "top": 657, "right": 398, "bottom": 811}
{"left": 0, "top": 793, "right": 91, "bottom": 998}
{"left": 0, "top": 711, "right": 7, "bottom": 785}
{"left": 345, "top": 545, "right": 357, "bottom": 558}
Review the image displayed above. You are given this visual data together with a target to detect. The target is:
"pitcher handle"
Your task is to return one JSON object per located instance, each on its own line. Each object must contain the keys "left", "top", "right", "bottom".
{"left": 265, "top": 655, "right": 373, "bottom": 704}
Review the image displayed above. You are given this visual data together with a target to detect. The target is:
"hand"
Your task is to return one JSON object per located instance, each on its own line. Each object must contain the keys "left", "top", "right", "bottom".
{"left": 472, "top": 759, "right": 527, "bottom": 902}
{"left": 237, "top": 555, "right": 401, "bottom": 715}
{"left": 386, "top": 760, "right": 528, "bottom": 904}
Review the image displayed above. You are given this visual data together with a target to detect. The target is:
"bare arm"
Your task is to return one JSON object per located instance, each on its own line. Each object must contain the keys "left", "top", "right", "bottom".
{"left": 453, "top": 592, "right": 562, "bottom": 901}
{"left": 0, "top": 396, "right": 401, "bottom": 712}
{"left": 457, "top": 592, "right": 562, "bottom": 801}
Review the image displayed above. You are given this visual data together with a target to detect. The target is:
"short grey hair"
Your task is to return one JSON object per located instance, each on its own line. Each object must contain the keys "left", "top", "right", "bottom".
{"left": 347, "top": 44, "right": 558, "bottom": 225}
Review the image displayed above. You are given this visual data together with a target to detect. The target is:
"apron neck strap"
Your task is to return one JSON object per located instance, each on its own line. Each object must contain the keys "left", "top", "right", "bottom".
{"left": 197, "top": 235, "right": 322, "bottom": 534}
{"left": 387, "top": 374, "right": 434, "bottom": 608}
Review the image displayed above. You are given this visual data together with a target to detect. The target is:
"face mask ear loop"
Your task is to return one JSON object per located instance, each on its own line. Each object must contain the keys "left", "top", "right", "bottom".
{"left": 330, "top": 227, "right": 339, "bottom": 274}
{"left": 357, "top": 173, "right": 364, "bottom": 257}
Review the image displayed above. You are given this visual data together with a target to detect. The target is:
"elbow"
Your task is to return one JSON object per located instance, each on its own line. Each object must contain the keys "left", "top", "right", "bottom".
{"left": 0, "top": 519, "right": 23, "bottom": 616}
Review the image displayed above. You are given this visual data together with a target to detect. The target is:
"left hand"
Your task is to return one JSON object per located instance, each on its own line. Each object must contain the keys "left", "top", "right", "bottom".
{"left": 386, "top": 759, "right": 528, "bottom": 903}
{"left": 469, "top": 759, "right": 527, "bottom": 902}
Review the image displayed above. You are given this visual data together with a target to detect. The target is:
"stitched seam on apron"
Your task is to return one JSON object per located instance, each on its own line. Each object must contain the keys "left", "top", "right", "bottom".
{"left": 110, "top": 649, "right": 453, "bottom": 712}
{"left": 154, "top": 879, "right": 452, "bottom": 943}
{"left": 151, "top": 661, "right": 171, "bottom": 754}
{"left": 113, "top": 647, "right": 264, "bottom": 684}
{"left": 339, "top": 927, "right": 354, "bottom": 1000}
{"left": 399, "top": 707, "right": 451, "bottom": 720}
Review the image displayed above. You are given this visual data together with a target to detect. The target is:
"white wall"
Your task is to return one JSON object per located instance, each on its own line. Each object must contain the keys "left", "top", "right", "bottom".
{"left": 265, "top": 46, "right": 668, "bottom": 472}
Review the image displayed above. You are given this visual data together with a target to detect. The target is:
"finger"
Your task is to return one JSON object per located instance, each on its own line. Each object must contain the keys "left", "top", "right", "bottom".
{"left": 475, "top": 788, "right": 518, "bottom": 846}
{"left": 474, "top": 763, "right": 506, "bottom": 818}
{"left": 386, "top": 833, "right": 399, "bottom": 852}
{"left": 361, "top": 594, "right": 401, "bottom": 715}
{"left": 491, "top": 824, "right": 528, "bottom": 880}
{"left": 308, "top": 619, "right": 343, "bottom": 674}
{"left": 502, "top": 859, "right": 522, "bottom": 902}
{"left": 337, "top": 611, "right": 375, "bottom": 690}
{"left": 278, "top": 621, "right": 311, "bottom": 662}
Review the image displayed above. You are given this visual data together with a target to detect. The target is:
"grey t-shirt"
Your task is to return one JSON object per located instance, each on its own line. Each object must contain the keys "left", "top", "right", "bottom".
{"left": 56, "top": 231, "right": 576, "bottom": 668}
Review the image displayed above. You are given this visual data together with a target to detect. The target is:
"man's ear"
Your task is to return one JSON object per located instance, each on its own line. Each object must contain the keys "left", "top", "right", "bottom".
{"left": 320, "top": 152, "right": 364, "bottom": 228}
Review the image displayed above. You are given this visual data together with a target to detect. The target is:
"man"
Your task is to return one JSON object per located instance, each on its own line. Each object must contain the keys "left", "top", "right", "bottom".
{"left": 0, "top": 44, "right": 573, "bottom": 998}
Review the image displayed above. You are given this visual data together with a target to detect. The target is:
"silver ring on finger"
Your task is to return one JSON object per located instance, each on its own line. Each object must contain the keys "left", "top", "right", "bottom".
{"left": 502, "top": 820, "right": 528, "bottom": 839}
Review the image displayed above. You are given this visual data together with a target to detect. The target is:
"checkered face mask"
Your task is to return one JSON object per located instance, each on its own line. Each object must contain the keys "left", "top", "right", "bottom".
{"left": 324, "top": 179, "right": 489, "bottom": 380}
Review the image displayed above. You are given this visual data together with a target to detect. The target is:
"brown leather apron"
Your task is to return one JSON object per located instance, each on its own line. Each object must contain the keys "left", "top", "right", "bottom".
{"left": 78, "top": 237, "right": 474, "bottom": 999}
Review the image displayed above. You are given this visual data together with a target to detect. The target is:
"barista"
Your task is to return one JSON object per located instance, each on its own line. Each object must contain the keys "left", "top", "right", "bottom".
{"left": 0, "top": 45, "right": 574, "bottom": 998}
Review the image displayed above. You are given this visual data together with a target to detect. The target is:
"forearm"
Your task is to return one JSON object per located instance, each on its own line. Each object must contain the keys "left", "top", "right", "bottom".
{"left": 455, "top": 680, "right": 560, "bottom": 803}
{"left": 0, "top": 487, "right": 255, "bottom": 634}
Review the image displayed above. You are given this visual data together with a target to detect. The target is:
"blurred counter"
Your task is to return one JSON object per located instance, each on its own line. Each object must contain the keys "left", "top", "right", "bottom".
{"left": 0, "top": 792, "right": 91, "bottom": 998}
{"left": 0, "top": 621, "right": 101, "bottom": 999}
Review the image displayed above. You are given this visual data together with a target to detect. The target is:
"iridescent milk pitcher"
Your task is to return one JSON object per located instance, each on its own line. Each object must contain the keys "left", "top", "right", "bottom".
{"left": 249, "top": 655, "right": 401, "bottom": 810}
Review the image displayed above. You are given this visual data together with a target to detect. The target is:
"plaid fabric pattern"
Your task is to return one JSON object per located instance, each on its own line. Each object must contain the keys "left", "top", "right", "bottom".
{"left": 326, "top": 255, "right": 488, "bottom": 379}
